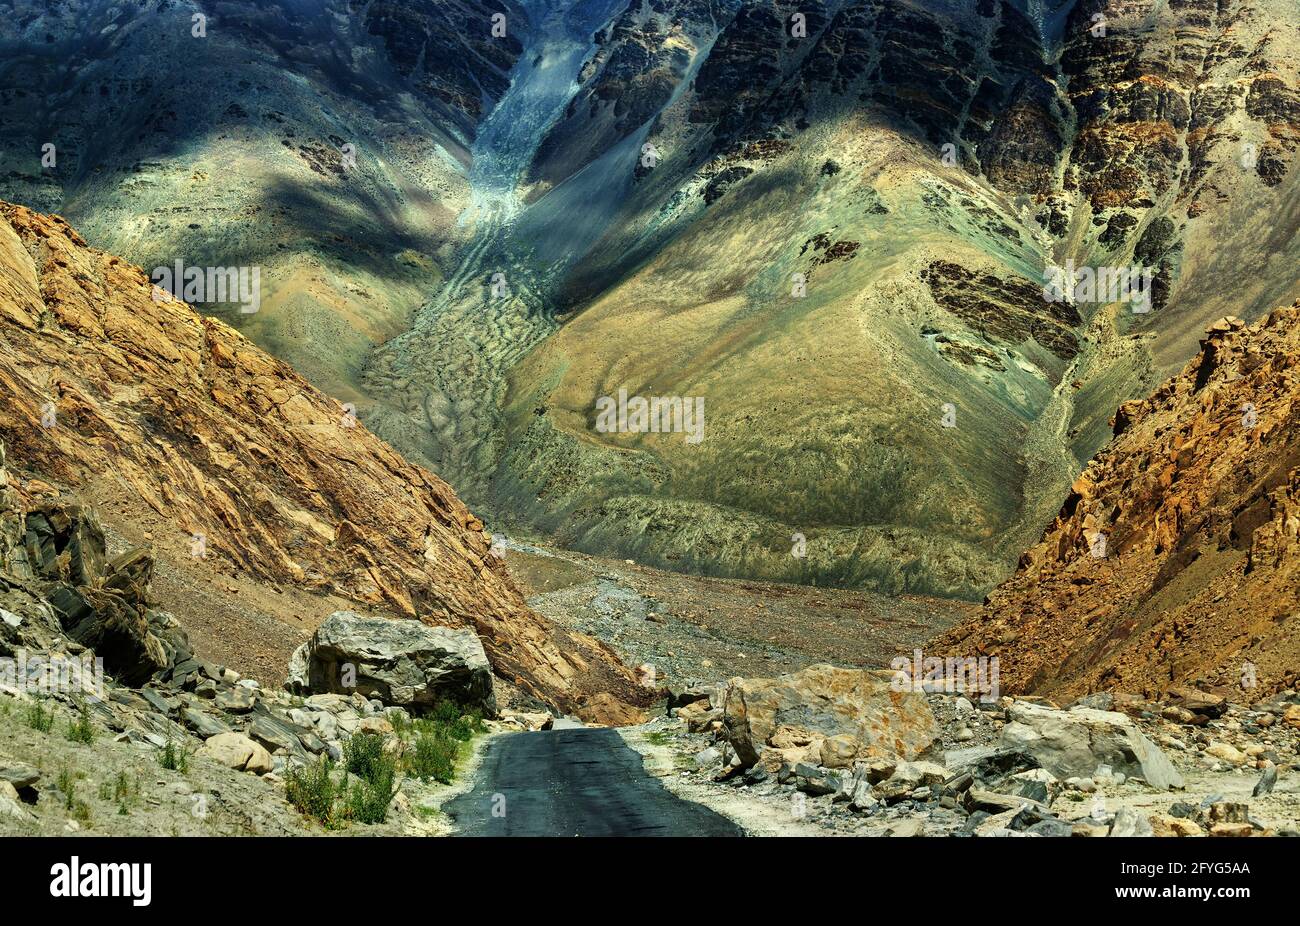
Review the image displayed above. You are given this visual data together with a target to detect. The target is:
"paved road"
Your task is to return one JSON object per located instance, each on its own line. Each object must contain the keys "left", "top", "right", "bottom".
{"left": 445, "top": 728, "right": 743, "bottom": 837}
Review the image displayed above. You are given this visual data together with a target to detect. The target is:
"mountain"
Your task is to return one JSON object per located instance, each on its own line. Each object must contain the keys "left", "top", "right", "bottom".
{"left": 1, "top": 0, "right": 1297, "bottom": 599}
{"left": 0, "top": 0, "right": 532, "bottom": 404}
{"left": 0, "top": 199, "right": 647, "bottom": 720}
{"left": 937, "top": 304, "right": 1300, "bottom": 699}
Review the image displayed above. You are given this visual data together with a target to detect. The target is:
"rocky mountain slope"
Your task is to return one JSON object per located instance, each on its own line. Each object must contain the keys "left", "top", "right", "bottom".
{"left": 1, "top": 0, "right": 1297, "bottom": 600}
{"left": 938, "top": 303, "right": 1300, "bottom": 700}
{"left": 480, "top": 0, "right": 1300, "bottom": 596}
{"left": 0, "top": 199, "right": 647, "bottom": 719}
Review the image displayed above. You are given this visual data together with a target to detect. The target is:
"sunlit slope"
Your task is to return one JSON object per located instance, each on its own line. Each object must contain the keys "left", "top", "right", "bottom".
{"left": 499, "top": 121, "right": 1074, "bottom": 597}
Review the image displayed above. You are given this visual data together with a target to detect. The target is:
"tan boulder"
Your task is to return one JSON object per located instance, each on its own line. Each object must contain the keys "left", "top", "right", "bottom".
{"left": 195, "top": 732, "right": 274, "bottom": 775}
{"left": 720, "top": 664, "right": 939, "bottom": 768}
{"left": 1149, "top": 814, "right": 1203, "bottom": 837}
{"left": 575, "top": 692, "right": 647, "bottom": 727}
{"left": 819, "top": 734, "right": 859, "bottom": 769}
{"left": 1205, "top": 742, "right": 1248, "bottom": 765}
{"left": 677, "top": 698, "right": 720, "bottom": 733}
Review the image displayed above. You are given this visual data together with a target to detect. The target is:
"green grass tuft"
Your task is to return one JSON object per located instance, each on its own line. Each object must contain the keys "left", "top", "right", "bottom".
{"left": 25, "top": 698, "right": 54, "bottom": 733}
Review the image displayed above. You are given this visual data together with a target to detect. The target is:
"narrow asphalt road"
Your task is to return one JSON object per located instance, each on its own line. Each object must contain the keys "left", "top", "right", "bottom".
{"left": 444, "top": 728, "right": 743, "bottom": 836}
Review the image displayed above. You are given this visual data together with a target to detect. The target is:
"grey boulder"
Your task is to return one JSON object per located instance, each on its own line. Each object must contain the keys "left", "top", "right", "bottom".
{"left": 1001, "top": 702, "right": 1184, "bottom": 790}
{"left": 285, "top": 611, "right": 495, "bottom": 716}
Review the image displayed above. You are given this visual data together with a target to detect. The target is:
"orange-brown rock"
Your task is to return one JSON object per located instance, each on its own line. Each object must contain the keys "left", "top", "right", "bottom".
{"left": 0, "top": 201, "right": 646, "bottom": 717}
{"left": 936, "top": 303, "right": 1300, "bottom": 701}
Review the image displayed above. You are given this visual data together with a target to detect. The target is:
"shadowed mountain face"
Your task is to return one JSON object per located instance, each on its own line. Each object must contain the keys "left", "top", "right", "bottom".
{"left": 0, "top": 0, "right": 530, "bottom": 404}
{"left": 1, "top": 0, "right": 1297, "bottom": 598}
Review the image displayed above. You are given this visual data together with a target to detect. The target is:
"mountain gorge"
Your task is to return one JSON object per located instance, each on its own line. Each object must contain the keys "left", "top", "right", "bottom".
{"left": 1, "top": 0, "right": 1297, "bottom": 602}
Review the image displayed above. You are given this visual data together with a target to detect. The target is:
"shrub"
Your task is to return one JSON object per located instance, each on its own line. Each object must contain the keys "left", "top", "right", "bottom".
{"left": 159, "top": 736, "right": 188, "bottom": 772}
{"left": 343, "top": 733, "right": 388, "bottom": 783}
{"left": 430, "top": 700, "right": 461, "bottom": 726}
{"left": 341, "top": 733, "right": 399, "bottom": 825}
{"left": 408, "top": 731, "right": 458, "bottom": 784}
{"left": 345, "top": 762, "right": 397, "bottom": 825}
{"left": 103, "top": 772, "right": 135, "bottom": 816}
{"left": 387, "top": 710, "right": 412, "bottom": 738}
{"left": 56, "top": 766, "right": 77, "bottom": 810}
{"left": 66, "top": 699, "right": 94, "bottom": 744}
{"left": 286, "top": 756, "right": 343, "bottom": 828}
{"left": 429, "top": 699, "right": 482, "bottom": 742}
{"left": 25, "top": 699, "right": 54, "bottom": 733}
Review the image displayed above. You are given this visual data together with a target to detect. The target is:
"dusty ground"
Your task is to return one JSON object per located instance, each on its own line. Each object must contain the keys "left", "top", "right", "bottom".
{"left": 622, "top": 697, "right": 1300, "bottom": 838}
{"left": 504, "top": 538, "right": 973, "bottom": 689}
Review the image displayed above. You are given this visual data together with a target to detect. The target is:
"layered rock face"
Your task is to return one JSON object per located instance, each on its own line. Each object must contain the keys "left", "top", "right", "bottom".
{"left": 0, "top": 201, "right": 646, "bottom": 718}
{"left": 937, "top": 304, "right": 1300, "bottom": 699}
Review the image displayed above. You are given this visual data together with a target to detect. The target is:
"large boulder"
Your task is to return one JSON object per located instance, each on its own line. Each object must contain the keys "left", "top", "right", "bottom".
{"left": 195, "top": 732, "right": 274, "bottom": 775}
{"left": 721, "top": 664, "right": 940, "bottom": 769}
{"left": 1000, "top": 701, "right": 1184, "bottom": 790}
{"left": 285, "top": 611, "right": 495, "bottom": 716}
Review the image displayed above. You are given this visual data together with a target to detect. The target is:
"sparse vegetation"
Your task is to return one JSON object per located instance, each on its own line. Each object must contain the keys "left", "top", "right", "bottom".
{"left": 386, "top": 709, "right": 412, "bottom": 737}
{"left": 101, "top": 771, "right": 137, "bottom": 816}
{"left": 71, "top": 800, "right": 93, "bottom": 824}
{"left": 285, "top": 756, "right": 345, "bottom": 829}
{"left": 66, "top": 698, "right": 94, "bottom": 744}
{"left": 25, "top": 698, "right": 54, "bottom": 733}
{"left": 345, "top": 759, "right": 398, "bottom": 825}
{"left": 341, "top": 732, "right": 400, "bottom": 825}
{"left": 343, "top": 732, "right": 389, "bottom": 782}
{"left": 160, "top": 735, "right": 189, "bottom": 773}
{"left": 284, "top": 700, "right": 485, "bottom": 827}
{"left": 288, "top": 736, "right": 401, "bottom": 828}
{"left": 56, "top": 766, "right": 76, "bottom": 807}
{"left": 402, "top": 700, "right": 483, "bottom": 784}
{"left": 408, "top": 730, "right": 457, "bottom": 784}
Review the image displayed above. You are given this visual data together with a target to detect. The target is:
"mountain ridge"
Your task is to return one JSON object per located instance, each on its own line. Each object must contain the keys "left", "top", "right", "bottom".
{"left": 938, "top": 303, "right": 1300, "bottom": 699}
{"left": 0, "top": 198, "right": 648, "bottom": 720}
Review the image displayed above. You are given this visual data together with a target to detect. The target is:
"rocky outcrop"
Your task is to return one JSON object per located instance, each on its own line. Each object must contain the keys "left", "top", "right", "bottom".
{"left": 1001, "top": 701, "right": 1184, "bottom": 790}
{"left": 666, "top": 684, "right": 1295, "bottom": 836}
{"left": 719, "top": 663, "right": 940, "bottom": 770}
{"left": 0, "top": 201, "right": 648, "bottom": 719}
{"left": 286, "top": 610, "right": 495, "bottom": 715}
{"left": 362, "top": 0, "right": 528, "bottom": 134}
{"left": 0, "top": 440, "right": 186, "bottom": 686}
{"left": 938, "top": 304, "right": 1300, "bottom": 699}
